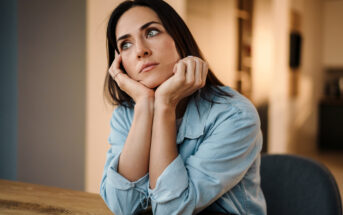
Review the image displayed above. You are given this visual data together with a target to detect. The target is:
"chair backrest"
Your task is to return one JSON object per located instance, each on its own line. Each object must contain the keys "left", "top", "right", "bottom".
{"left": 260, "top": 154, "right": 342, "bottom": 215}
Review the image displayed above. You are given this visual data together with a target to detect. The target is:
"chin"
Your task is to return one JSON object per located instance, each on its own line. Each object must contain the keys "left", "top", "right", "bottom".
{"left": 140, "top": 77, "right": 167, "bottom": 89}
{"left": 140, "top": 80, "right": 161, "bottom": 89}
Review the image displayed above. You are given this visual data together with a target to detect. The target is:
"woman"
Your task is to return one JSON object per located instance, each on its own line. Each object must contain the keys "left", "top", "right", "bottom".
{"left": 100, "top": 0, "right": 266, "bottom": 214}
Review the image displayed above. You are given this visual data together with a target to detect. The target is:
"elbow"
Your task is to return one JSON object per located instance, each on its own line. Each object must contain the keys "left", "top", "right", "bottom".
{"left": 100, "top": 182, "right": 118, "bottom": 214}
{"left": 100, "top": 185, "right": 112, "bottom": 211}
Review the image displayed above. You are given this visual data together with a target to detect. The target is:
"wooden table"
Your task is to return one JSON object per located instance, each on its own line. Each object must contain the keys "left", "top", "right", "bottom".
{"left": 0, "top": 179, "right": 112, "bottom": 215}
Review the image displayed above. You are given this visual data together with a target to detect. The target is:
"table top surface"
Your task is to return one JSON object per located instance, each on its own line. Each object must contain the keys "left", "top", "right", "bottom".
{"left": 0, "top": 179, "right": 112, "bottom": 215}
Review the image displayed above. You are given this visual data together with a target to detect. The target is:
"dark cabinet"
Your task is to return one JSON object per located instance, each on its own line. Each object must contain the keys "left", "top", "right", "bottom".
{"left": 318, "top": 99, "right": 343, "bottom": 150}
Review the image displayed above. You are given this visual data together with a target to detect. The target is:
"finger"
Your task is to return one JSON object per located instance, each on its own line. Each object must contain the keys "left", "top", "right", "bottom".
{"left": 109, "top": 51, "right": 121, "bottom": 74}
{"left": 108, "top": 66, "right": 122, "bottom": 80}
{"left": 202, "top": 61, "right": 209, "bottom": 85}
{"left": 173, "top": 62, "right": 178, "bottom": 74}
{"left": 113, "top": 70, "right": 123, "bottom": 81}
{"left": 114, "top": 51, "right": 122, "bottom": 70}
{"left": 185, "top": 58, "right": 195, "bottom": 85}
{"left": 194, "top": 58, "right": 203, "bottom": 87}
{"left": 115, "top": 72, "right": 147, "bottom": 101}
{"left": 174, "top": 61, "right": 186, "bottom": 83}
{"left": 115, "top": 72, "right": 133, "bottom": 92}
{"left": 114, "top": 72, "right": 125, "bottom": 85}
{"left": 109, "top": 53, "right": 123, "bottom": 80}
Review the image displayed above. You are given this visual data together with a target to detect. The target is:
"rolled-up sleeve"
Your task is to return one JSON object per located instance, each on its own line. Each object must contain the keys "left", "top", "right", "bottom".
{"left": 148, "top": 107, "right": 263, "bottom": 215}
{"left": 148, "top": 154, "right": 188, "bottom": 203}
{"left": 100, "top": 106, "right": 150, "bottom": 215}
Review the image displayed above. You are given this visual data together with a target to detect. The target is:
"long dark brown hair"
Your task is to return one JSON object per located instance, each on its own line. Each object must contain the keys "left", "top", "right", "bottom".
{"left": 104, "top": 0, "right": 231, "bottom": 108}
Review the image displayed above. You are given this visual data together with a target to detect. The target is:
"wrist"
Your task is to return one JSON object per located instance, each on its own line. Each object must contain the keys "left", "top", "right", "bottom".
{"left": 135, "top": 96, "right": 155, "bottom": 114}
{"left": 154, "top": 102, "right": 176, "bottom": 118}
{"left": 154, "top": 95, "right": 178, "bottom": 109}
{"left": 154, "top": 99, "right": 177, "bottom": 112}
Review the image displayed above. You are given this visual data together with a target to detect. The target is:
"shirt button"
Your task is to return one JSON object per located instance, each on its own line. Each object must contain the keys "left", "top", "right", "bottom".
{"left": 130, "top": 183, "right": 135, "bottom": 188}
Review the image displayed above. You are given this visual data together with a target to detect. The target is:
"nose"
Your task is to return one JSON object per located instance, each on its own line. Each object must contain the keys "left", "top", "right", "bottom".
{"left": 136, "top": 39, "right": 151, "bottom": 59}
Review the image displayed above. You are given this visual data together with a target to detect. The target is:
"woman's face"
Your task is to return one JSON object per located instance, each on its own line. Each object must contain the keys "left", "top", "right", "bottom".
{"left": 115, "top": 6, "right": 180, "bottom": 89}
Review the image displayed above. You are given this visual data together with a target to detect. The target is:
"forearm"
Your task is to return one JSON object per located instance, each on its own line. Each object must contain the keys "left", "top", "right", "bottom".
{"left": 149, "top": 103, "right": 178, "bottom": 189}
{"left": 118, "top": 98, "right": 154, "bottom": 181}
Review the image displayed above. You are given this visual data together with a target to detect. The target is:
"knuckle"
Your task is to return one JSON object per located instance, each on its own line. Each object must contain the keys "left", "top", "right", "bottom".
{"left": 195, "top": 80, "right": 202, "bottom": 87}
{"left": 117, "top": 72, "right": 124, "bottom": 79}
{"left": 186, "top": 77, "right": 194, "bottom": 84}
{"left": 115, "top": 73, "right": 122, "bottom": 82}
{"left": 204, "top": 62, "right": 209, "bottom": 69}
{"left": 108, "top": 68, "right": 113, "bottom": 75}
{"left": 195, "top": 59, "right": 201, "bottom": 66}
{"left": 178, "top": 61, "right": 186, "bottom": 69}
{"left": 183, "top": 58, "right": 193, "bottom": 65}
{"left": 193, "top": 56, "right": 200, "bottom": 62}
{"left": 187, "top": 58, "right": 195, "bottom": 64}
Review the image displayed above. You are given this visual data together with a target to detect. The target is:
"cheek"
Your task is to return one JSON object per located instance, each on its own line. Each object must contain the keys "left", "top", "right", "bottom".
{"left": 121, "top": 59, "right": 129, "bottom": 73}
{"left": 121, "top": 55, "right": 135, "bottom": 77}
{"left": 167, "top": 44, "right": 180, "bottom": 63}
{"left": 157, "top": 36, "right": 179, "bottom": 60}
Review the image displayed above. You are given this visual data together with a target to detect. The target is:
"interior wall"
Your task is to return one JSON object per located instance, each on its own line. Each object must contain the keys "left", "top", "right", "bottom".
{"left": 186, "top": 0, "right": 237, "bottom": 87}
{"left": 267, "top": 0, "right": 324, "bottom": 153}
{"left": 165, "top": 0, "right": 186, "bottom": 18}
{"left": 287, "top": 0, "right": 323, "bottom": 153}
{"left": 322, "top": 1, "right": 343, "bottom": 67}
{"left": 17, "top": 0, "right": 86, "bottom": 190}
{"left": 0, "top": 0, "right": 17, "bottom": 180}
{"left": 268, "top": 0, "right": 291, "bottom": 153}
{"left": 85, "top": 0, "right": 120, "bottom": 193}
{"left": 251, "top": 0, "right": 273, "bottom": 106}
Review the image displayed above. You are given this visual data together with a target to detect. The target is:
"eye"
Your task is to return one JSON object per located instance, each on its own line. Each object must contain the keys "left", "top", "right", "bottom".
{"left": 120, "top": 41, "right": 132, "bottom": 50}
{"left": 146, "top": 29, "right": 160, "bottom": 38}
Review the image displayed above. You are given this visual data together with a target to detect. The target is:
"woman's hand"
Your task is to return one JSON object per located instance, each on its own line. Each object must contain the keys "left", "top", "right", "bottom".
{"left": 154, "top": 56, "right": 208, "bottom": 108}
{"left": 108, "top": 51, "right": 155, "bottom": 104}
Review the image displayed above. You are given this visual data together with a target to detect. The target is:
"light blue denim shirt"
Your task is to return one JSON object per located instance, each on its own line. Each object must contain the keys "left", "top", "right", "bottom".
{"left": 100, "top": 86, "right": 266, "bottom": 215}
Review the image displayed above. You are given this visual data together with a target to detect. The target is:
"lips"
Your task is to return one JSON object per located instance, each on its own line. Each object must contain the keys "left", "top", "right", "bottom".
{"left": 140, "top": 62, "right": 159, "bottom": 73}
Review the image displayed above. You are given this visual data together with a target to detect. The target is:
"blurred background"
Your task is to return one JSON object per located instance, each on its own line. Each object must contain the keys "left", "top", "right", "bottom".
{"left": 1, "top": 0, "right": 342, "bottom": 202}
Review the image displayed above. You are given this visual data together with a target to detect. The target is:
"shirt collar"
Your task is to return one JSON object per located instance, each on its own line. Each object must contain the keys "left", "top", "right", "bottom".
{"left": 176, "top": 96, "right": 211, "bottom": 144}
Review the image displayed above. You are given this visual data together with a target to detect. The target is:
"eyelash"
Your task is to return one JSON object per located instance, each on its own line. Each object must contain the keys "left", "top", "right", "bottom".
{"left": 146, "top": 28, "right": 160, "bottom": 37}
{"left": 119, "top": 28, "right": 161, "bottom": 50}
{"left": 120, "top": 41, "right": 131, "bottom": 50}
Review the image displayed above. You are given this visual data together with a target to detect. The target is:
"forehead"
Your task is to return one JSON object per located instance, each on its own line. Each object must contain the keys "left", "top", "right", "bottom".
{"left": 116, "top": 6, "right": 161, "bottom": 39}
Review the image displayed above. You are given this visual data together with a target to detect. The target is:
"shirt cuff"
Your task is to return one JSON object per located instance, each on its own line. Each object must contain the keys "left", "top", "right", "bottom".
{"left": 107, "top": 153, "right": 149, "bottom": 190}
{"left": 148, "top": 154, "right": 188, "bottom": 203}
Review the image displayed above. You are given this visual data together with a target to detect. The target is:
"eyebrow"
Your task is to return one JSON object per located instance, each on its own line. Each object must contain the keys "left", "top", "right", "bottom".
{"left": 116, "top": 21, "right": 162, "bottom": 43}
